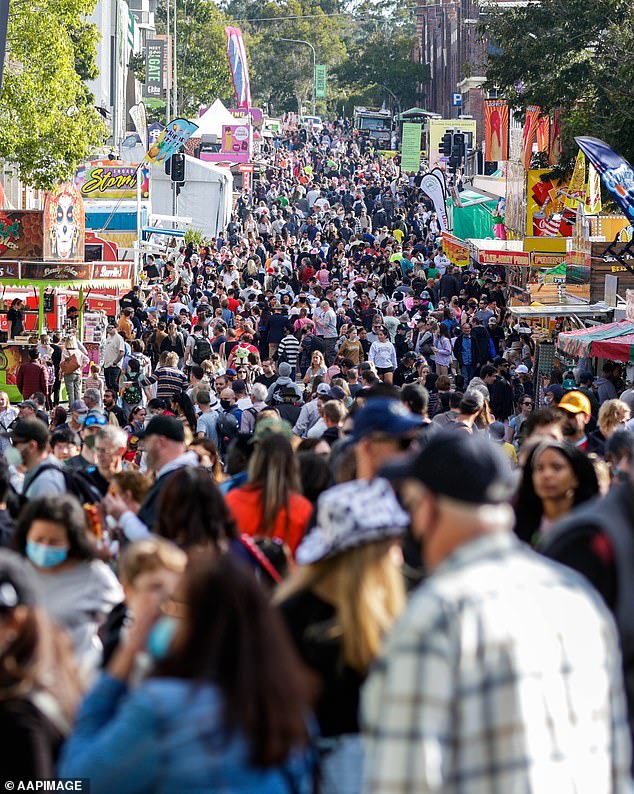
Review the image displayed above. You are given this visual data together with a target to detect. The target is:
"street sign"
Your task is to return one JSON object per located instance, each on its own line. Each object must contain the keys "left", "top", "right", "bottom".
{"left": 315, "top": 65, "right": 327, "bottom": 99}
{"left": 451, "top": 93, "right": 462, "bottom": 107}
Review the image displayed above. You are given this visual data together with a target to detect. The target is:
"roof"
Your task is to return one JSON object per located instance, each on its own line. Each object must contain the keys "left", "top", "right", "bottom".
{"left": 558, "top": 319, "right": 634, "bottom": 362}
{"left": 508, "top": 303, "right": 613, "bottom": 319}
{"left": 398, "top": 107, "right": 441, "bottom": 119}
{"left": 190, "top": 99, "right": 238, "bottom": 139}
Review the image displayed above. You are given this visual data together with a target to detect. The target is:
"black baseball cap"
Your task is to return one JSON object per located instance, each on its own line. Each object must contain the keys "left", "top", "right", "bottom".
{"left": 383, "top": 430, "right": 515, "bottom": 504}
{"left": 9, "top": 418, "right": 49, "bottom": 446}
{"left": 143, "top": 415, "right": 185, "bottom": 443}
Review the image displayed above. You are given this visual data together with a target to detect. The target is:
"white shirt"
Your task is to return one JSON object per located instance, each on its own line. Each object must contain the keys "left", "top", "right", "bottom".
{"left": 102, "top": 333, "right": 125, "bottom": 368}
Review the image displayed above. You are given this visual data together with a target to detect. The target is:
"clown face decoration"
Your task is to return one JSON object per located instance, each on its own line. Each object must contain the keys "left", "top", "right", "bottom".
{"left": 43, "top": 182, "right": 85, "bottom": 261}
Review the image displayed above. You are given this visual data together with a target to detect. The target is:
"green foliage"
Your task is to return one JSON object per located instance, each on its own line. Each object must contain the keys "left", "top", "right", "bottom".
{"left": 155, "top": 0, "right": 234, "bottom": 117}
{"left": 335, "top": 0, "right": 428, "bottom": 113}
{"left": 1, "top": 0, "right": 105, "bottom": 188}
{"left": 221, "top": 0, "right": 426, "bottom": 115}
{"left": 484, "top": 0, "right": 634, "bottom": 162}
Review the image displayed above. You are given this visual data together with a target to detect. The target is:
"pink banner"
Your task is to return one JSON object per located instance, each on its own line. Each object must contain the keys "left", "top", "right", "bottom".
{"left": 225, "top": 27, "right": 251, "bottom": 109}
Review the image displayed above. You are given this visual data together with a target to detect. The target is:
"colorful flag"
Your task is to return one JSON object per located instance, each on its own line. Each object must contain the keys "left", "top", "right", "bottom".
{"left": 143, "top": 117, "right": 199, "bottom": 165}
{"left": 225, "top": 27, "right": 251, "bottom": 109}
{"left": 484, "top": 100, "right": 509, "bottom": 161}
{"left": 585, "top": 163, "right": 602, "bottom": 214}
{"left": 564, "top": 150, "right": 586, "bottom": 210}
{"left": 549, "top": 109, "right": 562, "bottom": 165}
{"left": 576, "top": 136, "right": 634, "bottom": 223}
{"left": 536, "top": 115, "right": 550, "bottom": 154}
{"left": 521, "top": 106, "right": 541, "bottom": 170}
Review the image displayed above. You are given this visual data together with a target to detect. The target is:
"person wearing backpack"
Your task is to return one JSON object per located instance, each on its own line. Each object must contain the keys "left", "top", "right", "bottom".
{"left": 184, "top": 325, "right": 211, "bottom": 369}
{"left": 9, "top": 419, "right": 66, "bottom": 500}
{"left": 217, "top": 388, "right": 241, "bottom": 457}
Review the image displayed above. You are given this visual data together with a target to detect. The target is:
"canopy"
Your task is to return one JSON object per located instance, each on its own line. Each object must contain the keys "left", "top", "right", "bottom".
{"left": 398, "top": 107, "right": 440, "bottom": 120}
{"left": 191, "top": 99, "right": 239, "bottom": 139}
{"left": 558, "top": 320, "right": 634, "bottom": 362}
{"left": 450, "top": 193, "right": 496, "bottom": 239}
{"left": 509, "top": 303, "right": 612, "bottom": 319}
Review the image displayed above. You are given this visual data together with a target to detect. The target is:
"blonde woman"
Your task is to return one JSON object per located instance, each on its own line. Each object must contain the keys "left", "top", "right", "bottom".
{"left": 303, "top": 350, "right": 328, "bottom": 385}
{"left": 276, "top": 478, "right": 408, "bottom": 794}
{"left": 588, "top": 398, "right": 631, "bottom": 457}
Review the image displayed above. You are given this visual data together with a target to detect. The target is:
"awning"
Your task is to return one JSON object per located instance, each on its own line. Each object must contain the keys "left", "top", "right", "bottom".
{"left": 558, "top": 320, "right": 634, "bottom": 361}
{"left": 142, "top": 227, "right": 186, "bottom": 237}
{"left": 508, "top": 303, "right": 613, "bottom": 319}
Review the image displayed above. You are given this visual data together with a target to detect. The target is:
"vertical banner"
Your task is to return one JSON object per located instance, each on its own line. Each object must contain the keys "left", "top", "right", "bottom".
{"left": 144, "top": 39, "right": 165, "bottom": 99}
{"left": 549, "top": 109, "right": 562, "bottom": 165}
{"left": 315, "top": 65, "right": 327, "bottom": 99}
{"left": 585, "top": 163, "right": 602, "bottom": 214}
{"left": 129, "top": 102, "right": 148, "bottom": 152}
{"left": 420, "top": 173, "right": 448, "bottom": 231}
{"left": 564, "top": 150, "right": 586, "bottom": 210}
{"left": 225, "top": 27, "right": 251, "bottom": 109}
{"left": 401, "top": 123, "right": 422, "bottom": 172}
{"left": 521, "top": 105, "right": 541, "bottom": 170}
{"left": 536, "top": 115, "right": 550, "bottom": 154}
{"left": 484, "top": 99, "right": 509, "bottom": 161}
{"left": 576, "top": 136, "right": 634, "bottom": 224}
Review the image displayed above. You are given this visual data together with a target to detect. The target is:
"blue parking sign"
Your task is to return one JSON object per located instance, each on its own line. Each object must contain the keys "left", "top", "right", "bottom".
{"left": 451, "top": 93, "right": 462, "bottom": 106}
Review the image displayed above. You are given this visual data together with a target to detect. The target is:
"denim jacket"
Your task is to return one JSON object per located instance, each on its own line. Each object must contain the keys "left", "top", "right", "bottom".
{"left": 59, "top": 674, "right": 314, "bottom": 794}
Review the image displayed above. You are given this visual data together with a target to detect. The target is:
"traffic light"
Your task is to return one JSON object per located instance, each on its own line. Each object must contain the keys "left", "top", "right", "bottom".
{"left": 449, "top": 132, "right": 466, "bottom": 173}
{"left": 439, "top": 132, "right": 453, "bottom": 157}
{"left": 170, "top": 152, "right": 186, "bottom": 183}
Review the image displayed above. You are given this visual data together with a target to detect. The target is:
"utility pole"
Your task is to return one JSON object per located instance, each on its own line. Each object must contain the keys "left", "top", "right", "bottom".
{"left": 278, "top": 38, "right": 316, "bottom": 116}
{"left": 165, "top": 0, "right": 171, "bottom": 124}
{"left": 173, "top": 0, "right": 178, "bottom": 117}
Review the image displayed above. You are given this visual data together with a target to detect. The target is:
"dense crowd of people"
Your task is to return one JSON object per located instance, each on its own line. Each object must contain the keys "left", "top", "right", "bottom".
{"left": 1, "top": 119, "right": 634, "bottom": 792}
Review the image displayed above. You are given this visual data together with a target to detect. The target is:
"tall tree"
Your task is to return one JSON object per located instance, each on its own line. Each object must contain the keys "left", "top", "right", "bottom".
{"left": 154, "top": 0, "right": 235, "bottom": 117}
{"left": 484, "top": 0, "right": 634, "bottom": 162}
{"left": 1, "top": 0, "right": 105, "bottom": 189}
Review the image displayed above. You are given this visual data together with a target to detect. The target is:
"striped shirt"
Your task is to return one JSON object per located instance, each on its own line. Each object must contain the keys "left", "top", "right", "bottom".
{"left": 141, "top": 366, "right": 188, "bottom": 400}
{"left": 277, "top": 335, "right": 301, "bottom": 369}
{"left": 362, "top": 532, "right": 632, "bottom": 794}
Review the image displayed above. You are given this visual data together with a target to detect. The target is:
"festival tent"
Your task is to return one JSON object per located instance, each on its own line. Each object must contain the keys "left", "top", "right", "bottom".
{"left": 190, "top": 99, "right": 237, "bottom": 139}
{"left": 449, "top": 189, "right": 496, "bottom": 239}
{"left": 558, "top": 319, "right": 634, "bottom": 362}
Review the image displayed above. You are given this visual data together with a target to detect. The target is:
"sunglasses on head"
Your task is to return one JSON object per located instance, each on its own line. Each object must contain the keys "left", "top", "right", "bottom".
{"left": 82, "top": 414, "right": 108, "bottom": 428}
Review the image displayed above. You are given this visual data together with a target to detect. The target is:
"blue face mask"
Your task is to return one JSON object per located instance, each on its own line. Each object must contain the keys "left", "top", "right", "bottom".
{"left": 146, "top": 616, "right": 179, "bottom": 661}
{"left": 26, "top": 541, "right": 68, "bottom": 569}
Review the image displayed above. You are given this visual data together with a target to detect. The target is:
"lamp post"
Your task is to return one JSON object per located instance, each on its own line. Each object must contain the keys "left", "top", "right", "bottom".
{"left": 277, "top": 38, "right": 316, "bottom": 116}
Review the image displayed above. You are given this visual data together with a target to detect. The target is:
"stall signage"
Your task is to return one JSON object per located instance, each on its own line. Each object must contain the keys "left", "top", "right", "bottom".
{"left": 480, "top": 249, "right": 531, "bottom": 267}
{"left": 0, "top": 262, "right": 133, "bottom": 282}
{"left": 75, "top": 161, "right": 150, "bottom": 201}
{"left": 0, "top": 211, "right": 43, "bottom": 259}
{"left": 23, "top": 262, "right": 92, "bottom": 280}
{"left": 441, "top": 232, "right": 470, "bottom": 267}
{"left": 0, "top": 262, "right": 19, "bottom": 278}
{"left": 93, "top": 263, "right": 132, "bottom": 279}
{"left": 531, "top": 252, "right": 566, "bottom": 267}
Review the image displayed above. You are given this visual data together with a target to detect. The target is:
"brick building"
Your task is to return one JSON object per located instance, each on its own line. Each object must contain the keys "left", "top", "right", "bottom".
{"left": 415, "top": 0, "right": 513, "bottom": 145}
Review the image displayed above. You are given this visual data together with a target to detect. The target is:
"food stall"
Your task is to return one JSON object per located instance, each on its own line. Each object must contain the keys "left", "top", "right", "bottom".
{"left": 0, "top": 261, "right": 132, "bottom": 401}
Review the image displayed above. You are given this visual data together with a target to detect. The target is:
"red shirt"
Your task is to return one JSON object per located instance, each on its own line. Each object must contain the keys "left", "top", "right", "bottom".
{"left": 227, "top": 298, "right": 240, "bottom": 314}
{"left": 225, "top": 485, "right": 313, "bottom": 555}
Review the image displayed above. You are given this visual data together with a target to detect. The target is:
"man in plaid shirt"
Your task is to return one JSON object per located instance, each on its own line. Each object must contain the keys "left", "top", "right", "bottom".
{"left": 362, "top": 432, "right": 632, "bottom": 793}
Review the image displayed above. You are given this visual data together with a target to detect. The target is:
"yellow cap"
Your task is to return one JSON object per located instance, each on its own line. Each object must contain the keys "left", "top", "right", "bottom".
{"left": 558, "top": 390, "right": 591, "bottom": 416}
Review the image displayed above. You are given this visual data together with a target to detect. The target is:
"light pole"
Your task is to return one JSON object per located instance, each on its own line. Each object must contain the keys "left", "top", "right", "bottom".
{"left": 277, "top": 38, "right": 316, "bottom": 116}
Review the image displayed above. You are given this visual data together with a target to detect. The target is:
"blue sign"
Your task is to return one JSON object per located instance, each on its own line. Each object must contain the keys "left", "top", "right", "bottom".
{"left": 451, "top": 93, "right": 462, "bottom": 107}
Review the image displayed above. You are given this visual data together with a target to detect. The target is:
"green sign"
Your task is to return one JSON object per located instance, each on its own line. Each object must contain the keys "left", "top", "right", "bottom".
{"left": 315, "top": 65, "right": 327, "bottom": 99}
{"left": 401, "top": 122, "right": 422, "bottom": 172}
